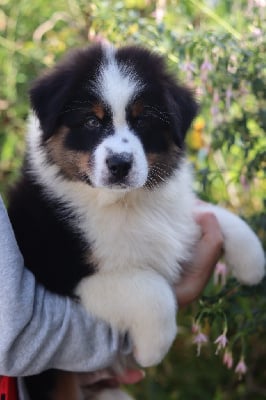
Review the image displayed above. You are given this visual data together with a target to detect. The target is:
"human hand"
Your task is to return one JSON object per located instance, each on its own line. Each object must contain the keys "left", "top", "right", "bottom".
{"left": 78, "top": 368, "right": 145, "bottom": 389}
{"left": 175, "top": 211, "right": 224, "bottom": 308}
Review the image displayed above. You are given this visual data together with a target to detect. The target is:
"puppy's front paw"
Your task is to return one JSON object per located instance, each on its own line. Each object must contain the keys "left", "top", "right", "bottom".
{"left": 133, "top": 312, "right": 177, "bottom": 368}
{"left": 76, "top": 270, "right": 178, "bottom": 368}
{"left": 131, "top": 281, "right": 177, "bottom": 367}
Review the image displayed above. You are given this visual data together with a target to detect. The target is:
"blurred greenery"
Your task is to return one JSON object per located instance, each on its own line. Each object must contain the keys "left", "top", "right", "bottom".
{"left": 0, "top": 0, "right": 265, "bottom": 399}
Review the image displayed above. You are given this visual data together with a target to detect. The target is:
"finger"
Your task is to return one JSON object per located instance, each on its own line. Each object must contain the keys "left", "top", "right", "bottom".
{"left": 194, "top": 211, "right": 223, "bottom": 238}
{"left": 116, "top": 369, "right": 145, "bottom": 384}
{"left": 194, "top": 212, "right": 224, "bottom": 254}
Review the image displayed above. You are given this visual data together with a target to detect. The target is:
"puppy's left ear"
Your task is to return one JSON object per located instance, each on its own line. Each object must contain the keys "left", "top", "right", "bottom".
{"left": 165, "top": 83, "right": 198, "bottom": 148}
{"left": 29, "top": 66, "right": 76, "bottom": 141}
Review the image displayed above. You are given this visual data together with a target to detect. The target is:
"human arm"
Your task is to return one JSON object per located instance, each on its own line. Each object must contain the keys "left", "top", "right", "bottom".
{"left": 0, "top": 195, "right": 128, "bottom": 376}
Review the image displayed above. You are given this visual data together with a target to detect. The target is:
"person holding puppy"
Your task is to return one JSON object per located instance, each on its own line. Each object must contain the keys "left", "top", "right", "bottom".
{"left": 0, "top": 194, "right": 223, "bottom": 399}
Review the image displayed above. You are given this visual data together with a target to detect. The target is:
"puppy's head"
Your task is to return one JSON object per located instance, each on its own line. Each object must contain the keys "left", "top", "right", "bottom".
{"left": 30, "top": 44, "right": 198, "bottom": 191}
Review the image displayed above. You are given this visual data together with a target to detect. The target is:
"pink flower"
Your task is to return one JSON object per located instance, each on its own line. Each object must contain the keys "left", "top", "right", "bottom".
{"left": 200, "top": 59, "right": 213, "bottom": 83}
{"left": 240, "top": 175, "right": 250, "bottom": 192}
{"left": 181, "top": 58, "right": 196, "bottom": 82}
{"left": 254, "top": 0, "right": 266, "bottom": 7}
{"left": 191, "top": 321, "right": 200, "bottom": 334}
{"left": 213, "top": 89, "right": 220, "bottom": 104}
{"left": 226, "top": 85, "right": 233, "bottom": 110}
{"left": 223, "top": 350, "right": 233, "bottom": 369}
{"left": 228, "top": 54, "right": 238, "bottom": 74}
{"left": 235, "top": 357, "right": 248, "bottom": 379}
{"left": 211, "top": 89, "right": 220, "bottom": 122}
{"left": 211, "top": 105, "right": 219, "bottom": 117}
{"left": 250, "top": 26, "right": 263, "bottom": 37}
{"left": 153, "top": 8, "right": 165, "bottom": 23}
{"left": 214, "top": 331, "right": 228, "bottom": 354}
{"left": 214, "top": 262, "right": 228, "bottom": 286}
{"left": 201, "top": 59, "right": 213, "bottom": 72}
{"left": 193, "top": 332, "right": 208, "bottom": 356}
{"left": 152, "top": 0, "right": 167, "bottom": 24}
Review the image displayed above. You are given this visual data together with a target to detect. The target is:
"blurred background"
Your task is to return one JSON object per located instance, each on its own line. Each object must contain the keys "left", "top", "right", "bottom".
{"left": 0, "top": 1, "right": 265, "bottom": 399}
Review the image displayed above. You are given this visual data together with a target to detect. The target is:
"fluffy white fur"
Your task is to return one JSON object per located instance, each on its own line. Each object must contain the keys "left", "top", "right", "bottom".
{"left": 27, "top": 114, "right": 265, "bottom": 373}
{"left": 96, "top": 46, "right": 143, "bottom": 127}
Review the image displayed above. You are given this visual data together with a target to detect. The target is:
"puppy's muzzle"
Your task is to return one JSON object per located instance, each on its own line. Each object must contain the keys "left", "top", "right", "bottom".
{"left": 106, "top": 153, "right": 133, "bottom": 181}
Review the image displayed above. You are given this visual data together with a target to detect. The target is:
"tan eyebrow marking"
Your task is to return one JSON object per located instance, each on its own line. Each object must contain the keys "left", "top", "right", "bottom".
{"left": 131, "top": 101, "right": 144, "bottom": 118}
{"left": 91, "top": 103, "right": 105, "bottom": 120}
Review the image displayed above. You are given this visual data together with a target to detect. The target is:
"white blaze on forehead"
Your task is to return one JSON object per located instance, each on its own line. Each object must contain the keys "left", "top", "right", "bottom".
{"left": 90, "top": 46, "right": 148, "bottom": 189}
{"left": 96, "top": 46, "right": 143, "bottom": 127}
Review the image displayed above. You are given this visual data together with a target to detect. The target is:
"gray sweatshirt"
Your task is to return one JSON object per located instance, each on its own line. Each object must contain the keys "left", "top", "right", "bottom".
{"left": 0, "top": 195, "right": 129, "bottom": 399}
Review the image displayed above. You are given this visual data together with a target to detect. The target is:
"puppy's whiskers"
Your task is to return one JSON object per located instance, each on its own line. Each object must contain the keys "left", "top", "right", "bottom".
{"left": 145, "top": 162, "right": 173, "bottom": 190}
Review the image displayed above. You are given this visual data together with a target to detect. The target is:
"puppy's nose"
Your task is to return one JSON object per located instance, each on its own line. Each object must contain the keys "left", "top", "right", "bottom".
{"left": 106, "top": 153, "right": 133, "bottom": 180}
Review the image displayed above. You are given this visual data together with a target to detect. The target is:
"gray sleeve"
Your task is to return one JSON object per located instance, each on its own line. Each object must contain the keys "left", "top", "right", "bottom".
{"left": 0, "top": 195, "right": 130, "bottom": 376}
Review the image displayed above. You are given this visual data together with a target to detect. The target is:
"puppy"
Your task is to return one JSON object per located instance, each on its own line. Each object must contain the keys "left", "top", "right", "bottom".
{"left": 8, "top": 44, "right": 265, "bottom": 400}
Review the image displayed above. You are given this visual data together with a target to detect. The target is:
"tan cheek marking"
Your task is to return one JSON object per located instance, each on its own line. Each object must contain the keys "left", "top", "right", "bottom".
{"left": 147, "top": 152, "right": 160, "bottom": 168}
{"left": 146, "top": 138, "right": 178, "bottom": 168}
{"left": 46, "top": 127, "right": 92, "bottom": 181}
{"left": 91, "top": 103, "right": 105, "bottom": 120}
{"left": 78, "top": 152, "right": 93, "bottom": 177}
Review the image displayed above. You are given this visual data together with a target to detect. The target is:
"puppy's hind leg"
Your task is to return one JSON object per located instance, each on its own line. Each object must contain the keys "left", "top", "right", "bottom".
{"left": 196, "top": 203, "right": 265, "bottom": 285}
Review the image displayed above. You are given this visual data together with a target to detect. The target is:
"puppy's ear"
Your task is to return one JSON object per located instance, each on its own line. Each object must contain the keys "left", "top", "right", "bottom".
{"left": 29, "top": 45, "right": 103, "bottom": 141}
{"left": 165, "top": 83, "right": 198, "bottom": 148}
{"left": 29, "top": 67, "right": 74, "bottom": 141}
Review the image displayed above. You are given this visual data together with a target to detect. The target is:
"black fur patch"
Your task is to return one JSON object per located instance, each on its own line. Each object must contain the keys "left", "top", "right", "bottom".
{"left": 8, "top": 170, "right": 94, "bottom": 295}
{"left": 30, "top": 45, "right": 104, "bottom": 140}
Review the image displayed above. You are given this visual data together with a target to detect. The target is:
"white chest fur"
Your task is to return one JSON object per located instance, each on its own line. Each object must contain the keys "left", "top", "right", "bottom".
{"left": 72, "top": 161, "right": 199, "bottom": 284}
{"left": 71, "top": 165, "right": 197, "bottom": 367}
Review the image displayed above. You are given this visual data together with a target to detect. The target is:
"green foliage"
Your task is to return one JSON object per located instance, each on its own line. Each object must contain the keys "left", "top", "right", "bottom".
{"left": 1, "top": 1, "right": 265, "bottom": 398}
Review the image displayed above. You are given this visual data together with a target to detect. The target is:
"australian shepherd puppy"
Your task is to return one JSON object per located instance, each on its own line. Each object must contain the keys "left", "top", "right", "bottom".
{"left": 8, "top": 44, "right": 265, "bottom": 400}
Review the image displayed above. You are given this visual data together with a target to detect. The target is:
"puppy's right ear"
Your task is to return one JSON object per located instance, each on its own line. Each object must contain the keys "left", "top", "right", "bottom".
{"left": 29, "top": 67, "right": 74, "bottom": 141}
{"left": 165, "top": 83, "right": 198, "bottom": 149}
{"left": 29, "top": 45, "right": 103, "bottom": 141}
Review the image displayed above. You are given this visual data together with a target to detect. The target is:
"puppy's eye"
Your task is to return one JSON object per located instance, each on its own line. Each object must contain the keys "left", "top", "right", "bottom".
{"left": 85, "top": 116, "right": 101, "bottom": 129}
